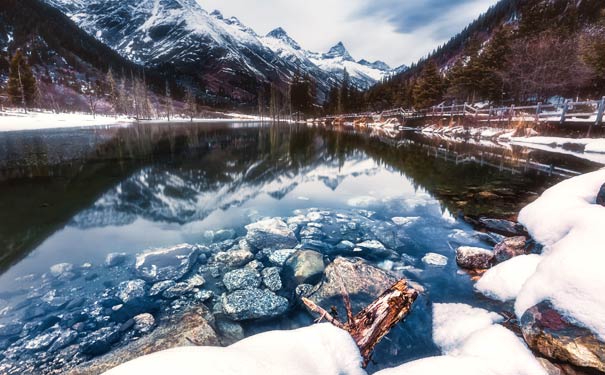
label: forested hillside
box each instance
[362,0,605,112]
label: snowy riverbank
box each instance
[0,110,278,132]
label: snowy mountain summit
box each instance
[43,0,396,99]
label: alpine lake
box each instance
[0,122,602,374]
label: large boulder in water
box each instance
[521,301,605,372]
[282,250,325,288]
[134,244,200,283]
[493,236,530,263]
[597,183,605,207]
[308,257,398,316]
[455,246,494,270]
[221,288,289,321]
[245,218,298,250]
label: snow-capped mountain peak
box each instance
[43,0,397,98]
[266,27,301,50]
[358,59,391,71]
[323,42,354,61]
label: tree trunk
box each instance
[302,279,418,367]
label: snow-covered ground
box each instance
[0,110,280,133]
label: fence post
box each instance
[535,102,542,124]
[596,97,605,127]
[560,100,569,125]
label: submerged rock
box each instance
[213,249,254,268]
[478,218,526,237]
[133,313,156,334]
[521,301,605,372]
[116,280,147,304]
[135,244,200,283]
[105,253,129,268]
[493,236,530,263]
[245,218,298,250]
[456,246,494,270]
[215,319,245,346]
[222,289,289,321]
[308,257,398,315]
[49,263,76,279]
[223,269,262,292]
[79,326,122,357]
[597,183,605,207]
[162,282,195,299]
[262,267,282,292]
[267,249,297,266]
[0,323,22,337]
[282,250,325,287]
[148,280,176,297]
[422,253,448,267]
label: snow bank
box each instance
[0,110,131,132]
[514,169,605,339]
[375,303,545,375]
[103,324,365,375]
[475,255,542,302]
[584,139,605,154]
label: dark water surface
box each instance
[0,122,601,374]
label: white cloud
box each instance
[198,0,498,67]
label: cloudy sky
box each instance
[200,0,499,68]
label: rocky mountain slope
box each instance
[42,0,398,101]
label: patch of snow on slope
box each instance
[515,169,605,340]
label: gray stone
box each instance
[213,229,237,242]
[244,260,264,272]
[494,236,530,263]
[135,244,200,283]
[117,279,147,303]
[282,250,325,287]
[353,240,394,259]
[478,218,526,237]
[148,280,176,297]
[261,267,282,291]
[295,284,314,298]
[456,246,494,270]
[193,290,214,302]
[133,313,156,334]
[105,253,129,268]
[245,218,298,250]
[222,289,289,321]
[213,249,255,268]
[49,263,75,279]
[268,249,297,266]
[162,282,195,299]
[25,330,61,351]
[216,319,245,346]
[185,274,206,288]
[521,301,605,372]
[80,327,123,356]
[48,329,78,353]
[223,269,261,292]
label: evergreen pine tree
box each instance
[412,60,444,109]
[106,68,120,116]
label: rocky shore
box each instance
[455,179,605,374]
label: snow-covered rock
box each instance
[475,255,542,302]
[515,169,605,339]
[375,303,546,375]
[102,324,364,375]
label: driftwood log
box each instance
[302,278,418,367]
